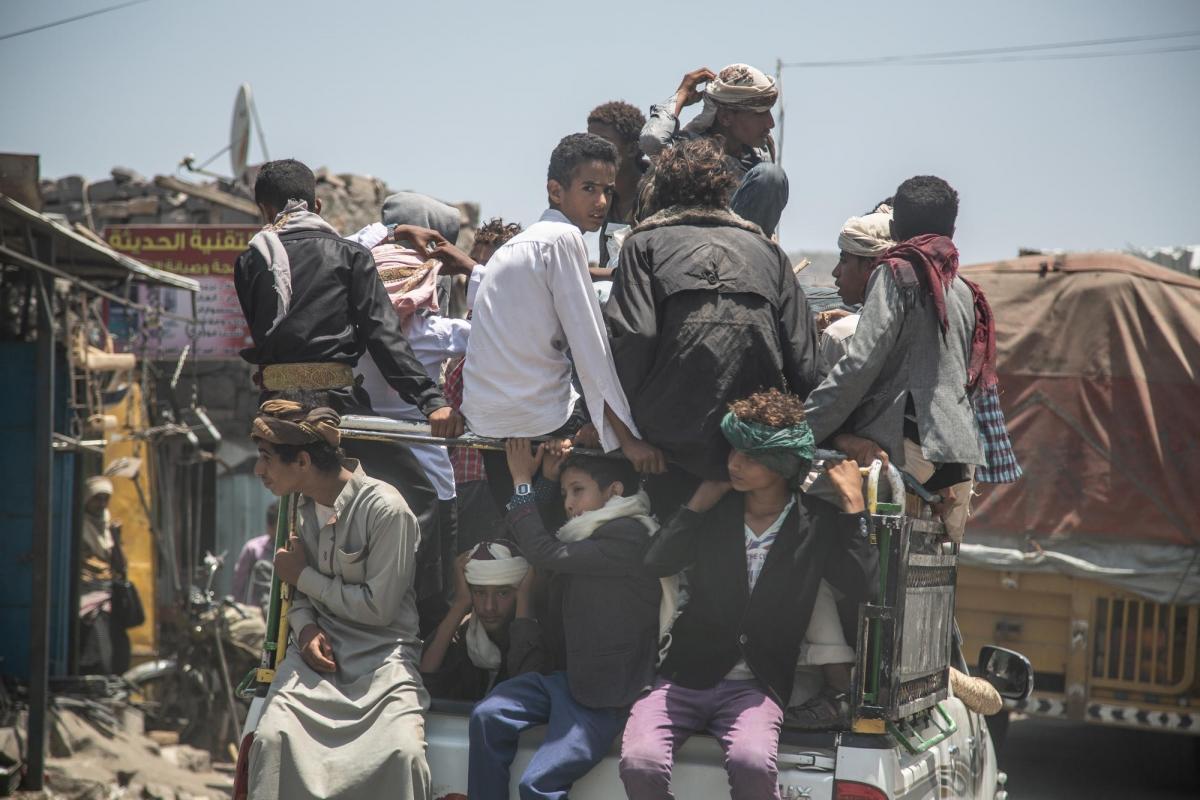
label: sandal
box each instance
[785,687,850,730]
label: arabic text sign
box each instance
[104,225,259,359]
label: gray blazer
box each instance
[805,265,984,468]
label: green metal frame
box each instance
[887,703,959,755]
[238,493,295,698]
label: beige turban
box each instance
[837,207,895,258]
[683,63,778,136]
[251,399,342,448]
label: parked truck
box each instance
[956,251,1200,746]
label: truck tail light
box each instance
[834,779,890,800]
[232,733,254,800]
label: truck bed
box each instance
[425,700,846,800]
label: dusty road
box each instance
[998,716,1198,799]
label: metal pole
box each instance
[24,269,55,791]
[775,57,785,168]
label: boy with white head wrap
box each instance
[640,63,789,236]
[419,541,544,701]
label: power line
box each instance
[876,42,1200,67]
[782,29,1200,69]
[0,0,155,43]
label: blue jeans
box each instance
[730,162,789,237]
[468,671,621,800]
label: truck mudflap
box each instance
[425,705,839,800]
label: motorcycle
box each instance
[123,552,265,758]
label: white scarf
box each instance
[248,199,339,335]
[555,491,682,664]
[465,616,504,672]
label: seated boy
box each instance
[467,441,663,800]
[620,389,878,800]
[247,396,429,799]
[461,133,663,512]
[420,541,542,701]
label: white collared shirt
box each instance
[462,209,638,451]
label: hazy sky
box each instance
[3,0,1198,262]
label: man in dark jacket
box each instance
[620,390,877,800]
[604,137,819,517]
[234,158,464,631]
[468,443,662,800]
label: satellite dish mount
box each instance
[179,83,270,183]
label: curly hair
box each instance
[547,133,617,187]
[727,388,807,429]
[474,217,523,247]
[587,101,647,146]
[646,137,738,212]
[892,176,958,240]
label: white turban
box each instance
[683,63,778,136]
[463,542,529,587]
[85,476,114,501]
[837,206,895,258]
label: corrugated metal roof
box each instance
[0,193,200,292]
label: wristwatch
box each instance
[507,482,535,514]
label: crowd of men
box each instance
[234,62,1018,800]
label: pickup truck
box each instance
[234,426,1033,799]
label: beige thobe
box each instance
[249,461,431,799]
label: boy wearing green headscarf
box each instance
[621,389,878,799]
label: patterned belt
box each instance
[258,362,354,391]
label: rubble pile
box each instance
[38,168,257,229]
[7,701,233,800]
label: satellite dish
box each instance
[230,83,252,180]
[180,83,269,182]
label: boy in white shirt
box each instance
[461,133,663,508]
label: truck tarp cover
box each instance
[959,252,1200,599]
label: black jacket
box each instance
[234,229,445,415]
[420,617,544,702]
[644,492,877,708]
[604,207,819,479]
[507,502,661,710]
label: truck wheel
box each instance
[985,710,1010,759]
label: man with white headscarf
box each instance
[640,63,789,236]
[819,203,896,375]
[419,541,543,701]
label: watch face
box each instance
[515,483,532,496]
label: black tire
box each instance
[985,709,1011,761]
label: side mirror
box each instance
[978,645,1034,701]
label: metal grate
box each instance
[906,565,956,589]
[1091,597,1198,693]
[897,671,948,710]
